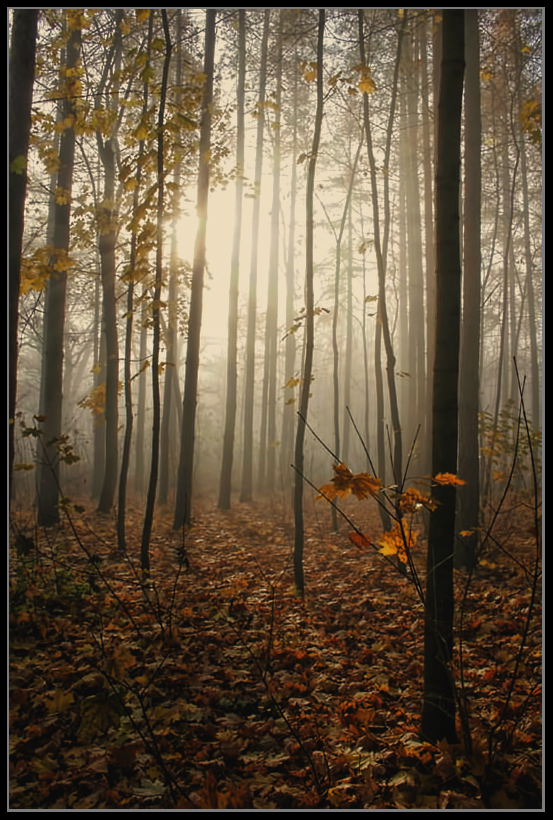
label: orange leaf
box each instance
[318,463,381,502]
[433,472,466,486]
[349,531,372,549]
[398,486,437,513]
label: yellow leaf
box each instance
[54,187,70,205]
[358,74,376,94]
[377,523,415,563]
[45,690,74,713]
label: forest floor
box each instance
[9,492,542,810]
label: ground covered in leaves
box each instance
[9,494,542,809]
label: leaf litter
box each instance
[9,496,541,809]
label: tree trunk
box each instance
[9,9,38,499]
[280,54,299,482]
[36,20,81,526]
[134,294,149,494]
[293,8,325,597]
[457,9,481,570]
[258,11,282,494]
[404,28,426,455]
[173,9,216,530]
[141,9,172,570]
[359,9,404,487]
[240,10,270,503]
[218,10,246,510]
[159,12,183,508]
[117,10,153,550]
[422,8,465,744]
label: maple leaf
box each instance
[318,463,382,502]
[377,523,417,563]
[398,487,437,514]
[358,73,376,94]
[433,472,466,486]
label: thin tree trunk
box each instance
[422,8,465,745]
[259,11,283,494]
[9,9,38,498]
[218,9,246,510]
[519,121,540,429]
[293,8,324,598]
[420,13,434,475]
[359,9,404,487]
[141,9,172,570]
[173,9,216,530]
[342,199,354,466]
[240,10,270,503]
[160,10,183,507]
[117,11,153,550]
[134,295,149,493]
[405,28,426,453]
[280,54,299,481]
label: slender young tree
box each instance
[173,9,217,530]
[280,47,300,480]
[218,9,246,510]
[293,8,325,597]
[240,10,270,503]
[422,8,465,745]
[96,10,124,514]
[358,8,404,488]
[9,9,38,498]
[36,16,81,526]
[258,10,283,494]
[141,9,172,570]
[159,9,184,507]
[117,10,153,551]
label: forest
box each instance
[9,8,542,810]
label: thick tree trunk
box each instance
[422,8,465,744]
[9,9,38,498]
[36,21,81,526]
[173,9,216,530]
[457,9,481,570]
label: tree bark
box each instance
[457,9,481,570]
[141,9,172,570]
[293,8,325,597]
[173,9,216,530]
[422,8,465,744]
[9,9,38,498]
[36,20,81,526]
[218,9,246,510]
[117,10,153,549]
[240,10,270,503]
[260,11,283,495]
[359,9,404,487]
